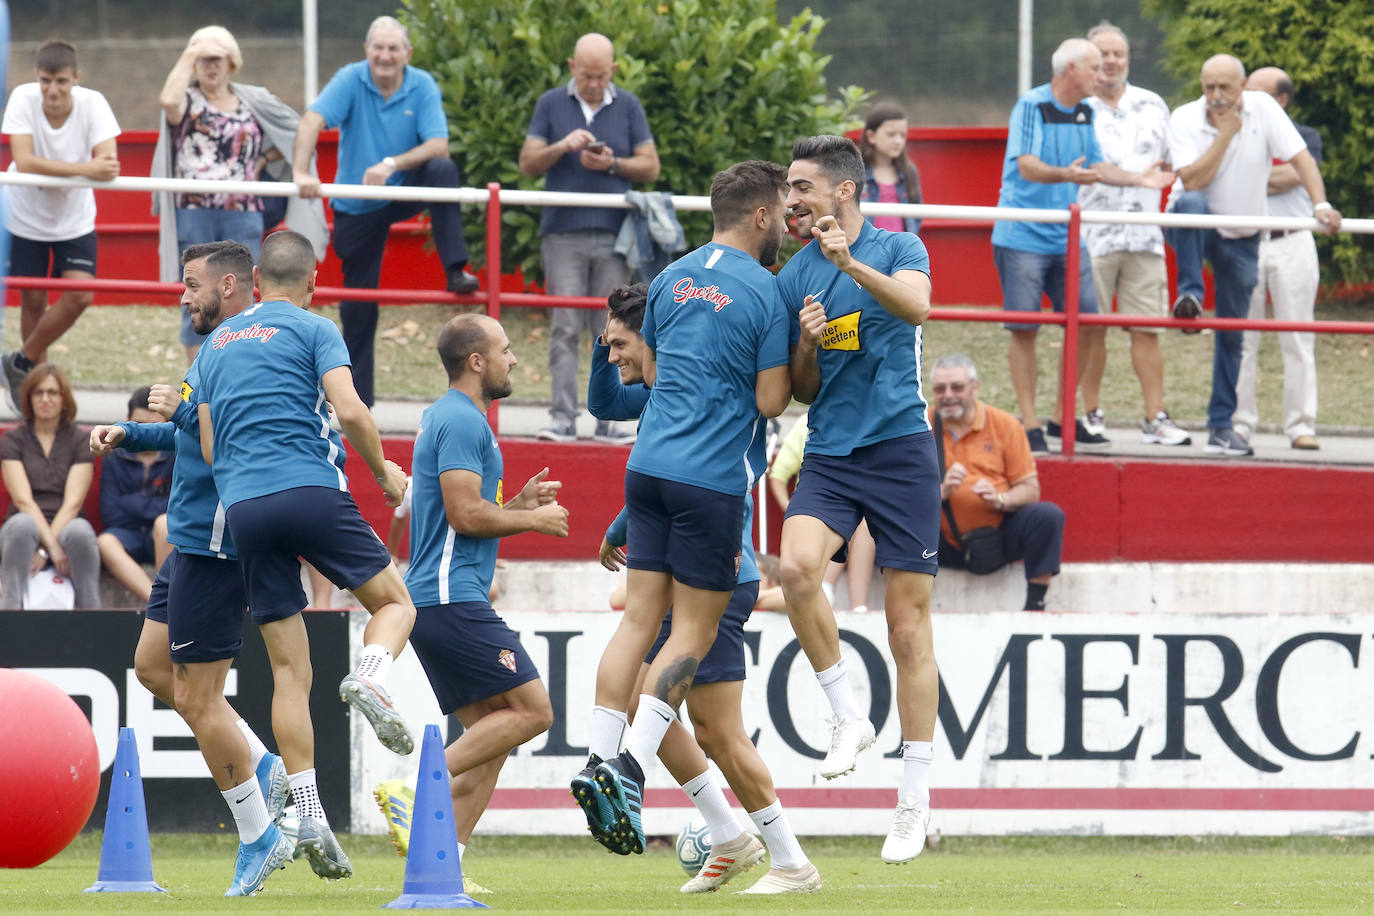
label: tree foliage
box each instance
[403,0,867,285]
[1145,0,1374,283]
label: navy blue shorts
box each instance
[166,550,249,664]
[409,601,541,713]
[645,581,758,685]
[624,470,744,593]
[103,525,156,564]
[8,230,98,277]
[785,432,941,575]
[226,486,391,621]
[144,552,174,625]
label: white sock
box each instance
[355,645,394,687]
[289,768,327,824]
[749,801,808,869]
[589,705,628,760]
[222,776,271,843]
[681,770,743,846]
[236,719,268,771]
[458,841,466,861]
[899,740,934,805]
[624,695,676,767]
[816,659,864,721]
[820,580,836,606]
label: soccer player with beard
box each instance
[372,314,569,895]
[575,160,793,857]
[775,135,940,864]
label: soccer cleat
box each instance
[680,832,766,893]
[819,716,875,779]
[1141,411,1192,446]
[881,795,932,864]
[256,753,290,826]
[464,875,491,895]
[571,753,628,854]
[278,804,305,860]
[339,673,414,755]
[593,751,647,855]
[297,815,353,880]
[374,779,414,856]
[224,823,292,897]
[738,862,823,894]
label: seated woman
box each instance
[96,386,173,604]
[0,363,100,608]
[859,102,923,236]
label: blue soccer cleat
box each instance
[255,753,289,826]
[224,823,292,897]
[571,753,631,854]
[593,751,647,855]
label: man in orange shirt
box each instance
[929,354,1064,611]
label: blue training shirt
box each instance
[191,300,351,509]
[308,61,449,215]
[404,389,502,607]
[627,242,789,496]
[777,222,932,457]
[991,83,1104,254]
[117,397,234,559]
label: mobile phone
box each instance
[587,141,607,152]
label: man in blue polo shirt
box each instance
[519,32,660,444]
[992,37,1172,453]
[291,15,478,408]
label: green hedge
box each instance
[404,0,866,285]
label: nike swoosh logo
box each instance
[922,549,938,559]
[763,816,778,826]
[692,786,705,797]
[655,711,672,723]
[233,792,253,804]
[171,640,194,650]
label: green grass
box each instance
[6,299,1371,430]
[6,833,1374,913]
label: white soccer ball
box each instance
[675,816,712,875]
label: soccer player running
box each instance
[586,284,820,894]
[373,313,569,894]
[189,230,417,760]
[776,135,940,864]
[573,160,793,859]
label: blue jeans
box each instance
[175,208,264,346]
[993,244,1099,333]
[1164,192,1260,430]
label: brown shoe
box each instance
[1291,435,1320,450]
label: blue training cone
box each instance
[85,727,166,893]
[385,724,485,909]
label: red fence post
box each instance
[486,181,502,434]
[1060,204,1082,459]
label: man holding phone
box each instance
[519,32,660,444]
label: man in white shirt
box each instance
[2,40,120,413]
[1080,23,1190,447]
[1164,54,1339,457]
[1234,67,1326,451]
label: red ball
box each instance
[0,668,101,868]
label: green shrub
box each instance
[403,0,867,285]
[1145,0,1374,283]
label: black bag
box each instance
[934,414,1008,575]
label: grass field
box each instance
[6,833,1374,913]
[6,298,1371,431]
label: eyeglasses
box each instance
[32,388,63,399]
[930,382,968,394]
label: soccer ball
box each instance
[675,817,712,874]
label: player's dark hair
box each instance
[438,314,493,382]
[257,230,316,288]
[710,160,788,231]
[127,385,153,418]
[606,283,648,335]
[792,134,865,191]
[181,240,254,289]
[36,41,78,74]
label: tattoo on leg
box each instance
[224,763,236,783]
[176,663,188,676]
[653,656,699,708]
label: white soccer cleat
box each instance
[881,795,931,864]
[339,673,414,755]
[819,716,875,779]
[738,862,823,894]
[464,875,491,895]
[679,832,766,893]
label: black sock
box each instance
[1024,582,1048,611]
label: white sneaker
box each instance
[1141,411,1192,446]
[819,716,875,779]
[680,832,765,893]
[738,862,823,894]
[1083,408,1106,437]
[881,795,931,864]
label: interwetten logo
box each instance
[672,278,734,312]
[211,323,279,350]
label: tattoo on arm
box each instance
[653,655,700,708]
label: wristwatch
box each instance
[608,156,620,176]
[383,156,397,171]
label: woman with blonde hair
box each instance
[858,102,924,236]
[153,25,327,359]
[0,364,100,608]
